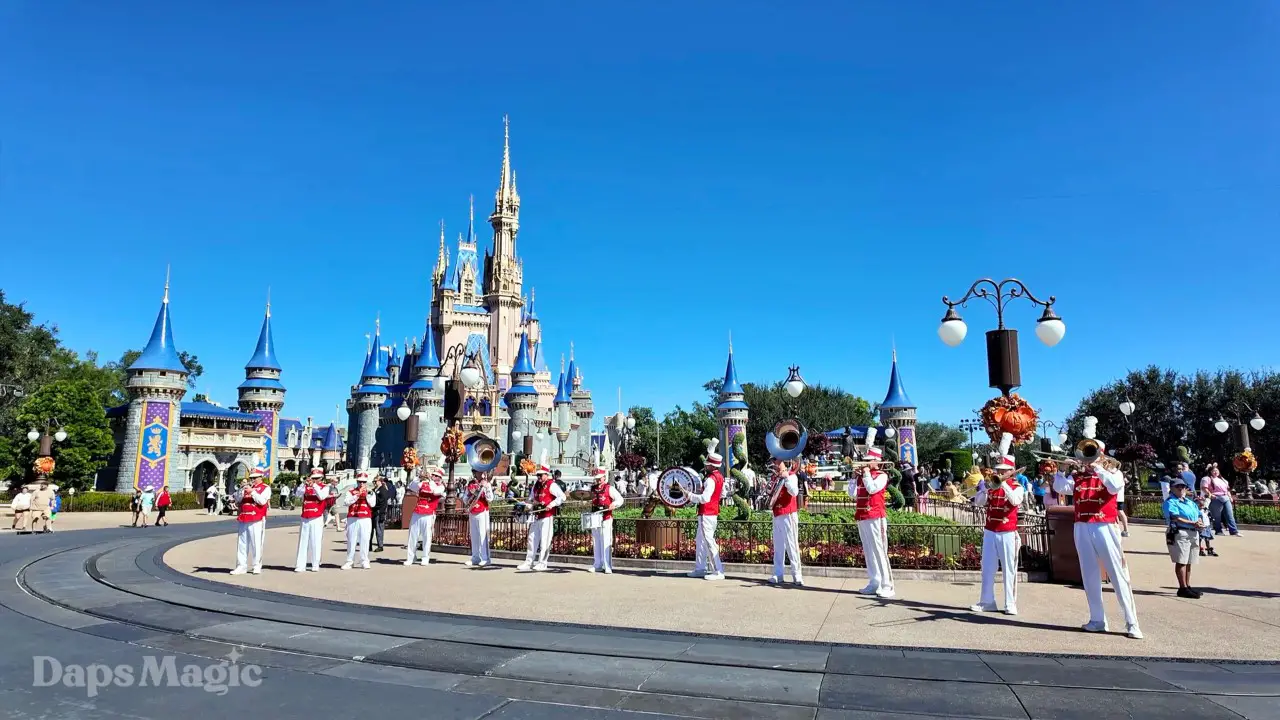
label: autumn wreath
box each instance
[980,393,1039,446]
[1232,450,1258,473]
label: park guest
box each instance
[1162,479,1204,598]
[1200,464,1240,536]
[155,486,171,526]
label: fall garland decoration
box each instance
[1038,459,1058,477]
[519,458,537,476]
[32,456,55,476]
[400,447,419,470]
[980,394,1039,446]
[1232,450,1258,473]
[439,425,465,464]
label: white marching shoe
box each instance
[768,576,783,585]
[1082,621,1109,633]
[533,563,549,572]
[229,567,247,576]
[249,568,261,575]
[464,560,474,567]
[874,587,895,599]
[294,567,305,573]
[340,561,353,570]
[603,568,613,575]
[586,566,597,573]
[361,562,371,569]
[970,603,998,613]
[687,570,705,578]
[703,573,724,581]
[1004,605,1018,616]
[857,585,877,595]
[516,563,532,572]
[1126,625,1143,640]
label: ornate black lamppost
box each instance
[938,278,1066,396]
[26,420,68,481]
[1213,403,1266,494]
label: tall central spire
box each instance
[496,114,512,207]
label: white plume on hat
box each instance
[998,432,1014,457]
[1082,416,1098,440]
[864,426,878,448]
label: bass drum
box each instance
[657,466,703,508]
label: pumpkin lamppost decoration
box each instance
[939,278,1064,451]
[434,344,486,509]
[27,421,68,481]
[1215,403,1265,494]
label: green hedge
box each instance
[942,449,973,476]
[1129,497,1279,526]
[59,491,203,513]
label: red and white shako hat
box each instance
[249,467,266,479]
[308,468,324,479]
[427,463,445,480]
[592,467,607,480]
[355,470,370,483]
[863,447,883,462]
[995,454,1017,471]
[536,449,551,476]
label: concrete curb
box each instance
[1129,518,1280,533]
[430,545,1046,582]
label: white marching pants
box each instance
[469,511,491,565]
[523,516,554,567]
[772,512,803,581]
[693,514,723,574]
[345,517,372,566]
[406,513,436,565]
[591,517,614,571]
[235,520,265,572]
[857,518,894,592]
[978,529,1020,609]
[294,517,324,571]
[1074,522,1139,627]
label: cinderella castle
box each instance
[344,117,596,474]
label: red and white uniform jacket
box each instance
[528,477,566,520]
[975,478,1025,533]
[771,473,800,517]
[1054,465,1124,524]
[339,486,377,519]
[847,468,888,521]
[408,477,445,516]
[462,482,493,516]
[689,470,725,517]
[235,482,272,523]
[300,482,331,520]
[591,483,624,521]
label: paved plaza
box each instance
[3,512,1277,719]
[166,517,1280,661]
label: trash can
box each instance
[1047,506,1080,584]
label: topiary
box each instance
[887,483,906,510]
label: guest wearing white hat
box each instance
[231,467,272,576]
[971,451,1025,615]
[405,465,445,566]
[294,468,330,572]
[686,444,727,580]
[588,467,624,574]
[339,472,377,569]
[518,453,565,572]
[847,430,893,598]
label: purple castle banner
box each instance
[135,401,172,492]
[897,426,917,467]
[253,409,276,478]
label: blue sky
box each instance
[3,2,1279,434]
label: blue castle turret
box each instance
[112,275,189,492]
[237,295,286,479]
[552,357,573,463]
[715,336,750,469]
[505,331,541,457]
[348,316,389,470]
[406,318,446,454]
[879,349,919,467]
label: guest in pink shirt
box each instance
[1200,464,1240,536]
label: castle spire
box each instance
[496,114,512,207]
[720,335,743,396]
[359,314,388,380]
[130,270,185,373]
[880,351,915,409]
[468,194,476,244]
[432,219,448,285]
[244,291,281,371]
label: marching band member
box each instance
[518,454,565,572]
[1053,418,1142,639]
[588,467,624,574]
[231,467,272,575]
[405,465,446,567]
[768,457,804,587]
[686,445,726,580]
[294,468,330,572]
[339,472,376,569]
[847,431,894,598]
[461,473,494,567]
[971,447,1024,615]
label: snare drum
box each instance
[580,511,603,530]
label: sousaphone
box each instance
[765,418,808,461]
[465,434,502,473]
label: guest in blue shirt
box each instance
[1162,479,1204,599]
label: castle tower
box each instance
[552,357,573,464]
[879,350,918,467]
[408,318,445,459]
[347,316,389,470]
[568,343,595,463]
[237,295,285,479]
[715,338,750,471]
[505,330,541,458]
[116,274,188,492]
[484,116,525,388]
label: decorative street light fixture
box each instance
[433,342,485,507]
[938,278,1065,396]
[1214,402,1266,493]
[26,419,68,481]
[784,366,806,399]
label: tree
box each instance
[914,421,968,465]
[9,380,114,491]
